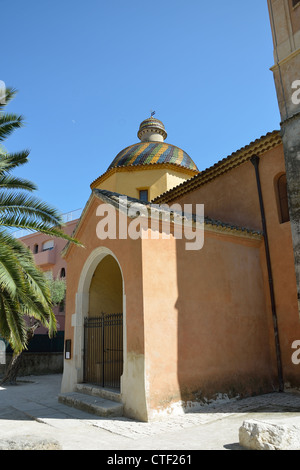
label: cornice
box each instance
[152,130,282,204]
[90,162,199,189]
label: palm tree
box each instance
[0,232,57,383]
[0,87,81,382]
[0,88,78,240]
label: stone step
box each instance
[58,391,123,418]
[75,383,122,403]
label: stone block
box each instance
[239,419,300,450]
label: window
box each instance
[42,240,54,251]
[60,267,66,278]
[277,174,290,223]
[139,189,149,202]
[33,244,39,254]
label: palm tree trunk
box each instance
[0,352,23,385]
[0,323,39,385]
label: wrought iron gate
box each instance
[83,313,123,389]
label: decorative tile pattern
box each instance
[108,142,198,171]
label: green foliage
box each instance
[0,231,56,352]
[0,87,81,353]
[48,277,66,306]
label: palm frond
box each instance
[0,113,24,142]
[0,151,30,175]
[0,175,37,191]
[0,291,28,352]
[0,192,64,225]
[0,87,18,110]
[0,230,50,300]
[0,231,57,350]
[0,241,24,298]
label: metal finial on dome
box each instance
[137,115,167,142]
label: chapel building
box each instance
[59,0,300,421]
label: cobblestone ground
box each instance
[83,392,300,439]
[0,375,300,450]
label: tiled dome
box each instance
[108,117,198,171]
[108,142,198,171]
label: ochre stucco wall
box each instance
[172,144,300,390]
[93,166,196,202]
[141,229,277,419]
[258,144,300,387]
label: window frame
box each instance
[275,173,290,224]
[42,240,55,252]
[138,188,149,203]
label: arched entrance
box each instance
[67,247,126,393]
[61,245,148,421]
[84,255,123,389]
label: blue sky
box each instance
[1,0,279,215]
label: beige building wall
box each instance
[91,165,197,202]
[167,143,300,388]
[140,229,277,420]
[268,0,300,61]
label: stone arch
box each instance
[72,247,126,388]
[89,255,123,317]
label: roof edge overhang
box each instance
[94,189,263,239]
[90,162,199,189]
[152,130,282,204]
[62,188,263,258]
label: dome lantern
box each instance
[137,116,167,143]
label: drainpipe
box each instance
[250,155,284,392]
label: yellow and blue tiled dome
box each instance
[108,142,198,171]
[107,116,198,171]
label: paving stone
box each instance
[1,375,300,450]
[0,437,62,450]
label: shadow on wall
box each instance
[175,232,278,411]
